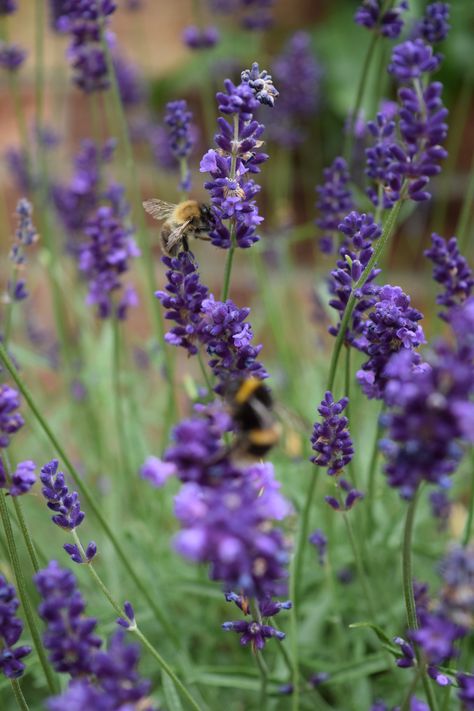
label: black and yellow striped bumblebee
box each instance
[226,376,281,459]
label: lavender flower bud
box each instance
[310,392,354,475]
[40,459,85,530]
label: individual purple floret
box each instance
[457,671,474,710]
[355,0,408,38]
[0,0,16,14]
[174,462,290,597]
[413,3,450,44]
[0,43,26,71]
[155,251,209,355]
[34,561,102,675]
[58,0,116,93]
[8,460,36,497]
[438,545,474,629]
[225,591,291,617]
[0,385,24,448]
[116,601,135,629]
[222,619,284,650]
[140,456,176,488]
[40,459,85,530]
[199,295,268,388]
[164,100,196,192]
[310,391,354,475]
[52,138,116,235]
[380,316,474,498]
[183,25,220,50]
[425,234,474,319]
[309,529,327,565]
[315,157,354,254]
[200,64,276,249]
[0,575,31,679]
[327,211,382,344]
[79,205,140,319]
[357,285,425,400]
[269,32,322,147]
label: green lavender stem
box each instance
[462,452,474,546]
[0,491,58,694]
[344,31,379,160]
[344,345,358,487]
[10,679,29,711]
[293,469,319,606]
[255,650,269,710]
[71,532,203,711]
[112,315,131,481]
[220,115,240,302]
[2,451,40,574]
[366,405,384,534]
[341,507,377,620]
[326,199,403,392]
[0,342,179,647]
[402,488,438,711]
[289,551,300,711]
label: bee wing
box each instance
[166,220,192,251]
[142,199,176,221]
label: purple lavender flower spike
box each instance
[0,574,31,678]
[174,462,290,597]
[327,211,382,343]
[380,315,474,498]
[413,3,450,44]
[5,148,32,194]
[9,461,36,497]
[425,234,474,319]
[52,139,116,236]
[79,205,140,320]
[59,0,116,93]
[310,392,354,475]
[0,0,16,14]
[183,25,220,50]
[164,100,196,192]
[222,620,285,650]
[309,529,327,565]
[0,385,25,448]
[356,285,425,400]
[34,561,102,675]
[315,157,354,254]
[0,43,26,71]
[199,296,268,388]
[355,0,408,38]
[155,251,209,355]
[201,65,276,249]
[269,32,322,147]
[40,459,85,530]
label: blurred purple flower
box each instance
[0,385,24,448]
[183,25,220,49]
[413,3,450,44]
[425,233,473,319]
[8,460,36,497]
[0,574,31,678]
[0,43,26,71]
[315,157,354,254]
[140,456,176,488]
[0,0,16,14]
[355,0,408,38]
[112,52,144,107]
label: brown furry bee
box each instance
[142,198,214,256]
[227,377,281,459]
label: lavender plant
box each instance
[0,2,473,710]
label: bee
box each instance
[142,198,214,256]
[226,377,281,459]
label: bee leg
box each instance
[182,235,190,252]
